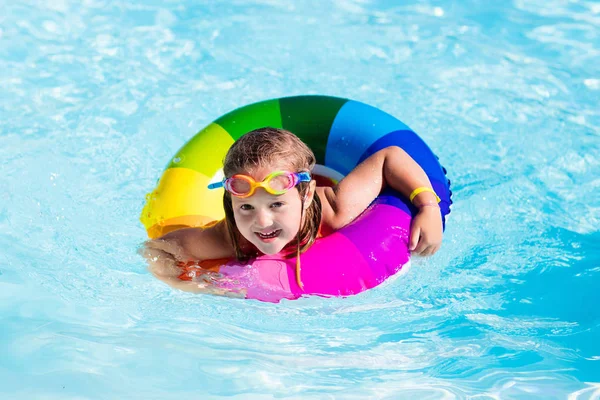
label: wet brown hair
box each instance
[222,127,322,289]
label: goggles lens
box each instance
[228,176,253,194]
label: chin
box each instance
[256,245,285,255]
[250,239,287,255]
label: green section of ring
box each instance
[163,96,346,177]
[215,98,283,140]
[279,95,348,165]
[166,123,234,177]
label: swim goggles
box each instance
[208,171,312,198]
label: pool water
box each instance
[1,0,599,398]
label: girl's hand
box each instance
[142,237,191,262]
[139,241,182,278]
[409,206,443,256]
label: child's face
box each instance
[231,166,314,255]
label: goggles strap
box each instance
[295,196,305,290]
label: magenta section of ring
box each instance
[217,232,377,302]
[339,203,412,282]
[298,232,377,296]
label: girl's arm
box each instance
[140,220,235,278]
[317,146,443,256]
[140,221,245,297]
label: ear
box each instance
[303,180,317,209]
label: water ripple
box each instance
[1,0,599,398]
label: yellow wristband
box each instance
[409,187,441,204]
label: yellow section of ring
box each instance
[141,167,225,239]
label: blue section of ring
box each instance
[358,130,446,184]
[359,130,449,197]
[323,97,451,227]
[361,130,452,227]
[325,101,409,175]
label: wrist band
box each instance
[409,187,441,204]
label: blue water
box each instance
[1,0,599,398]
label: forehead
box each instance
[237,165,290,181]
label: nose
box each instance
[254,208,274,229]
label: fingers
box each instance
[410,227,429,254]
[410,206,443,257]
[410,235,441,256]
[420,244,440,256]
[145,239,178,254]
[409,226,421,251]
[412,238,428,255]
[139,246,170,261]
[143,239,188,261]
[409,219,442,256]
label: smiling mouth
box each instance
[255,230,282,240]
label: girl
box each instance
[142,127,442,292]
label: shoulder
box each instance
[315,186,344,234]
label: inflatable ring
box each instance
[141,95,451,302]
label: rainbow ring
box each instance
[141,95,452,302]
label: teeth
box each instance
[257,230,279,238]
